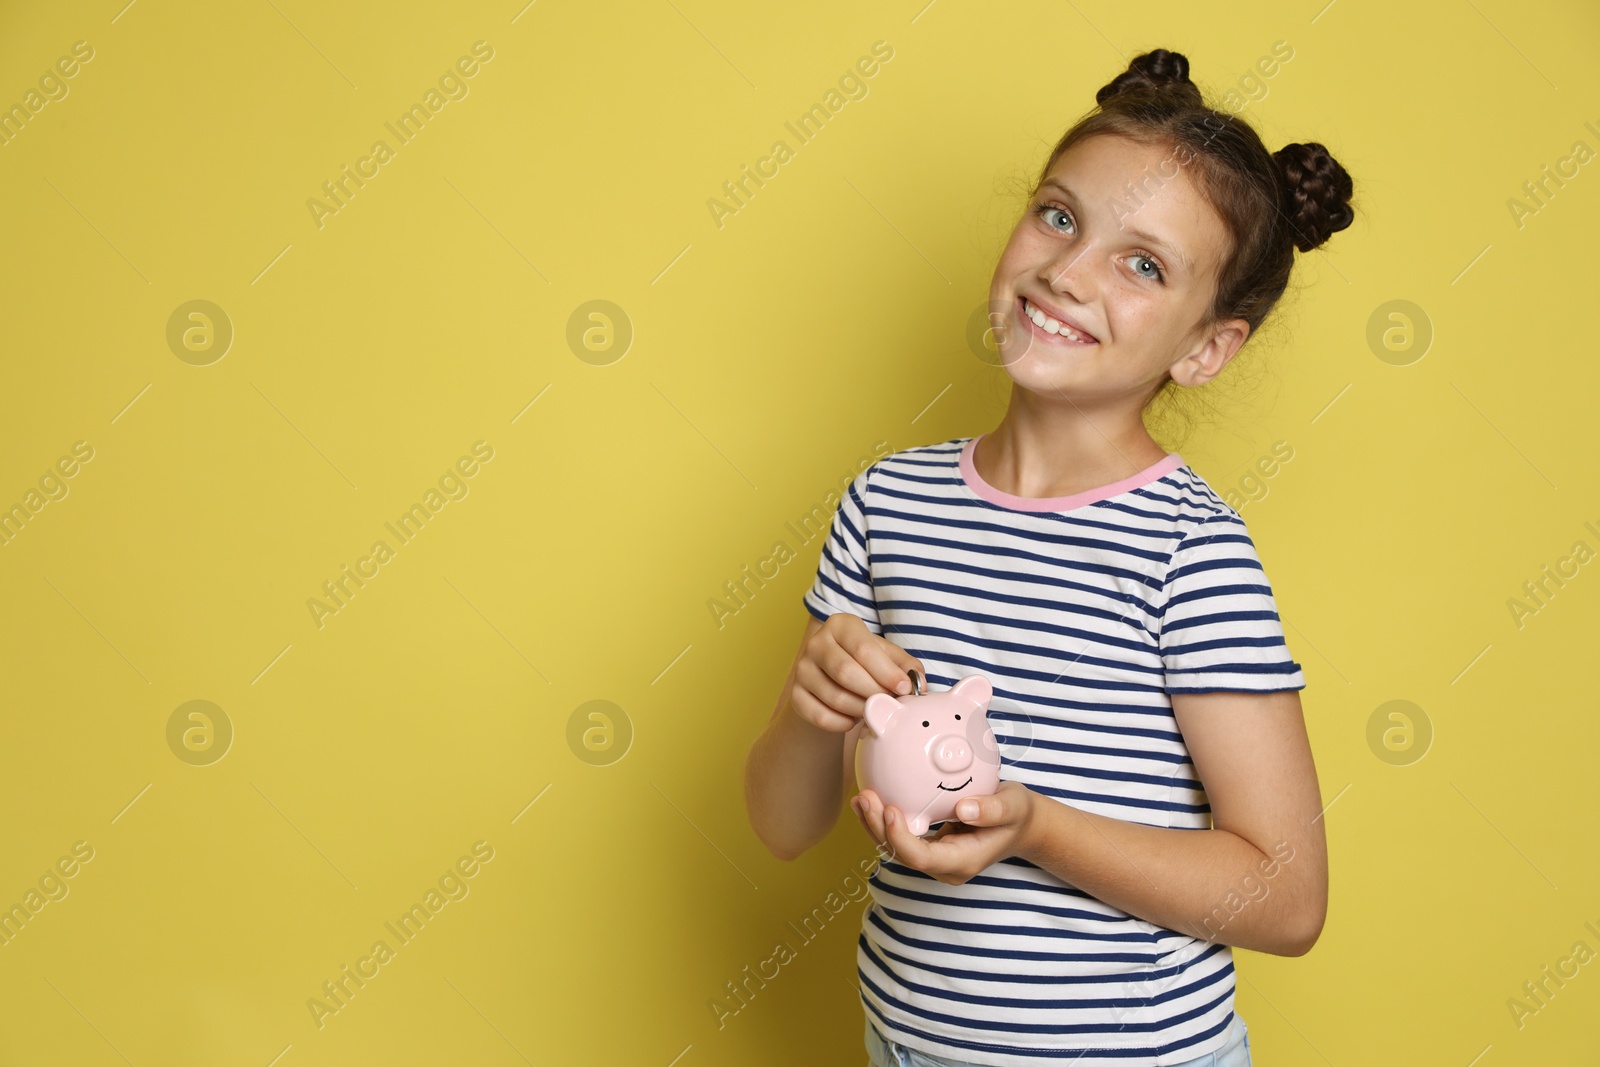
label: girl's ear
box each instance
[863,693,901,738]
[953,675,993,711]
[1171,318,1249,387]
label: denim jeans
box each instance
[864,1011,1251,1067]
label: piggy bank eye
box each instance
[954,713,961,720]
[921,720,929,727]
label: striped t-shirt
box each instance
[803,435,1306,1066]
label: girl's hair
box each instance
[1028,48,1355,446]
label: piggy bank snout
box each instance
[932,735,973,773]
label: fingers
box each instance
[857,783,921,851]
[853,789,888,845]
[809,637,889,712]
[879,799,935,866]
[789,684,857,733]
[791,654,863,731]
[855,790,943,845]
[847,629,925,700]
[877,639,927,693]
[853,794,986,886]
[795,653,860,711]
[821,615,925,702]
[797,614,928,736]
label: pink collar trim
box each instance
[958,435,1184,512]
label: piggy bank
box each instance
[855,673,1001,836]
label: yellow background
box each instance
[0,0,1596,1063]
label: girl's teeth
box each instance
[1023,298,1088,341]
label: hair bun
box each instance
[1273,142,1355,252]
[1095,49,1201,106]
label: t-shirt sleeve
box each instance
[1157,515,1306,694]
[801,466,882,636]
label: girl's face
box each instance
[987,134,1246,407]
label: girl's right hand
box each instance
[790,613,925,734]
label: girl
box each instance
[744,48,1353,1067]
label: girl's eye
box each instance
[1036,203,1073,234]
[1128,254,1165,283]
[1033,202,1167,284]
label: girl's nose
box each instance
[1042,242,1098,299]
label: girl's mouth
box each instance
[1019,295,1098,346]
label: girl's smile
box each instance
[1018,294,1099,345]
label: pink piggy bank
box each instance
[855,673,1001,836]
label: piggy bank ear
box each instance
[862,693,901,738]
[952,675,993,712]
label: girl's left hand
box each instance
[852,781,1037,886]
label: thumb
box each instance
[954,793,1004,825]
[882,644,925,693]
